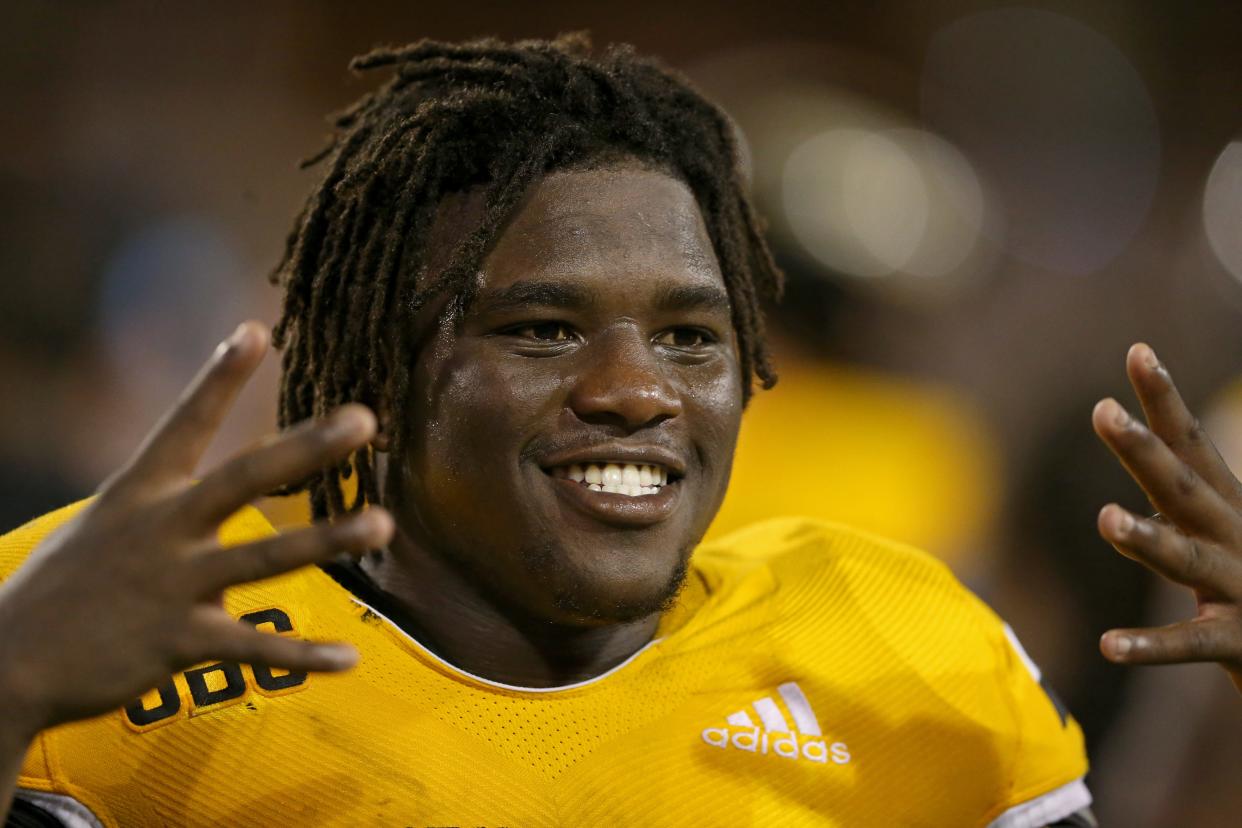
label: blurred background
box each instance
[2,1,1240,823]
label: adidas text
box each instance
[701,727,850,764]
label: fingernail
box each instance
[341,515,370,541]
[1112,634,1132,656]
[348,510,390,541]
[368,509,393,538]
[1142,345,1159,370]
[228,322,252,348]
[215,323,249,359]
[1117,509,1135,534]
[329,409,371,439]
[1112,401,1131,429]
[320,645,359,669]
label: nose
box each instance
[568,326,683,431]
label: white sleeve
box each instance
[985,778,1093,828]
[12,790,102,828]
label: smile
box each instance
[548,462,671,497]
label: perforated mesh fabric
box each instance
[2,504,1088,826]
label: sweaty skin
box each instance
[362,164,744,687]
[4,170,1242,826]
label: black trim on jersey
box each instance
[1046,807,1098,827]
[320,559,437,646]
[1040,675,1072,726]
[5,798,67,828]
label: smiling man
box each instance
[364,165,746,684]
[5,34,1242,828]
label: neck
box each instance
[359,529,662,689]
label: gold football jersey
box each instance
[2,502,1088,827]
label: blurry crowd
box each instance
[2,2,1241,825]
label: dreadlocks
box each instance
[269,33,784,521]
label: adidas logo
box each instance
[701,682,850,765]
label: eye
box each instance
[655,327,715,348]
[508,322,574,342]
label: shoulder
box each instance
[694,518,1090,825]
[695,517,1043,697]
[0,500,94,580]
[0,498,278,581]
[694,515,966,610]
[690,517,1010,694]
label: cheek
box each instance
[411,345,562,482]
[683,361,745,469]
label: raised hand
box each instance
[1093,343,1242,693]
[0,322,393,740]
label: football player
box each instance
[2,35,1239,827]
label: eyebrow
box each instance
[653,283,732,315]
[471,281,595,315]
[470,279,732,316]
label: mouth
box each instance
[540,459,684,527]
[546,462,676,497]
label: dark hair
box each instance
[269,33,783,520]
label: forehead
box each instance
[478,165,725,296]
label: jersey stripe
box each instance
[726,710,755,727]
[777,682,822,737]
[750,697,790,732]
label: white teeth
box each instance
[554,461,674,497]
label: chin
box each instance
[519,537,693,626]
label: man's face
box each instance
[389,163,743,626]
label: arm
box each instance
[1093,343,1242,690]
[0,322,393,822]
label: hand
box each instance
[1094,343,1242,693]
[0,322,394,738]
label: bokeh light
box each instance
[1203,141,1242,286]
[921,8,1160,275]
[784,128,927,279]
[782,127,985,283]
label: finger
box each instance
[1093,398,1238,541]
[187,404,376,527]
[1100,618,1242,667]
[116,322,269,492]
[189,508,393,596]
[1126,343,1242,507]
[1098,503,1240,598]
[196,613,359,673]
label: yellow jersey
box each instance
[1,502,1088,827]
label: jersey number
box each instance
[124,608,308,729]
